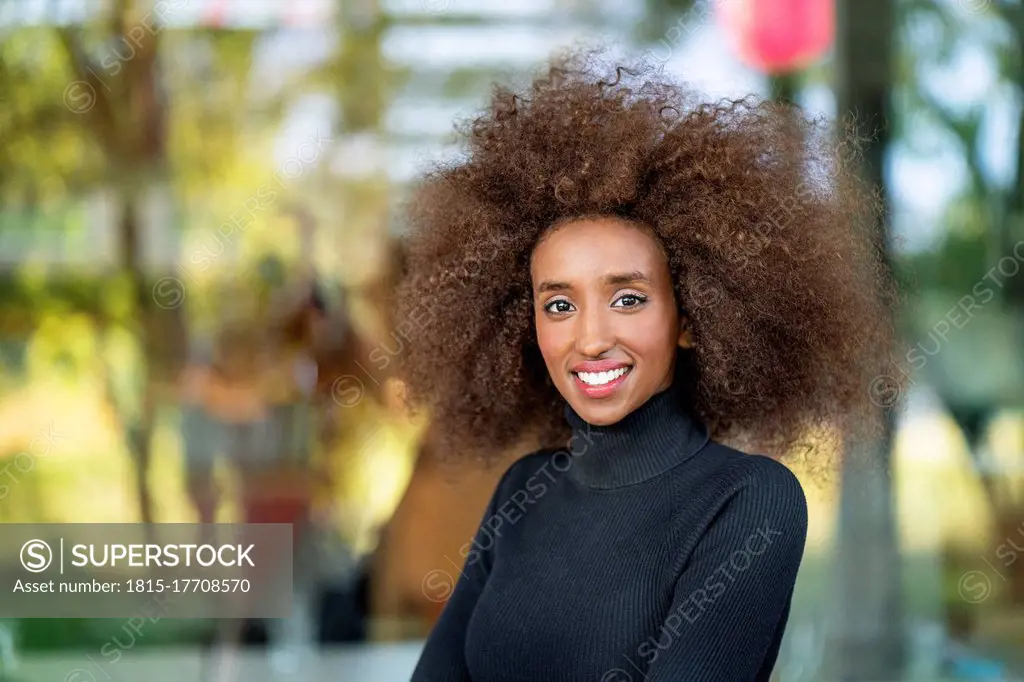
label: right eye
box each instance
[543,299,575,315]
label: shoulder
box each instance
[700,441,805,500]
[476,448,567,526]
[491,448,563,494]
[737,451,806,501]
[686,442,808,540]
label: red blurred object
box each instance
[203,0,229,27]
[714,0,835,74]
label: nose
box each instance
[574,305,615,358]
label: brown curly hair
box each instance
[393,47,900,465]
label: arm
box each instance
[643,459,808,682]
[410,459,517,682]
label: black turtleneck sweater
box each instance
[411,382,808,682]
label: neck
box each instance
[562,381,709,489]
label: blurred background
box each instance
[0,0,1023,680]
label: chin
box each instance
[586,412,626,426]
[568,399,630,426]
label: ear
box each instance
[678,314,694,350]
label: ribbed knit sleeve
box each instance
[643,457,808,681]
[410,459,521,682]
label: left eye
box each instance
[613,294,647,308]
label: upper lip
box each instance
[572,360,633,374]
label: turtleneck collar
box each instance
[562,380,710,490]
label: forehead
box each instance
[530,217,667,278]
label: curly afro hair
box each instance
[393,47,900,465]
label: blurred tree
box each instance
[56,0,175,527]
[636,0,697,44]
[897,0,1024,531]
[267,0,395,476]
[192,0,403,654]
[887,0,1024,616]
[0,30,104,205]
[0,1,268,526]
[825,0,908,677]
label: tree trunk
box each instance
[992,0,1024,608]
[58,0,178,529]
[1001,3,1024,310]
[120,190,157,526]
[827,0,906,678]
[769,72,800,106]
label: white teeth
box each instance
[576,367,630,386]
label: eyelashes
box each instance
[544,299,574,314]
[614,294,648,308]
[542,293,649,315]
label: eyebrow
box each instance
[535,270,651,294]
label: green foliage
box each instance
[0,272,110,329]
[894,0,1024,308]
[14,617,214,652]
[635,0,698,44]
[164,29,267,198]
[0,29,105,207]
[903,207,991,297]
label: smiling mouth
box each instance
[572,366,633,387]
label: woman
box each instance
[396,49,899,682]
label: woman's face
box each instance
[530,216,688,426]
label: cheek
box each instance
[533,314,570,364]
[621,309,678,357]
